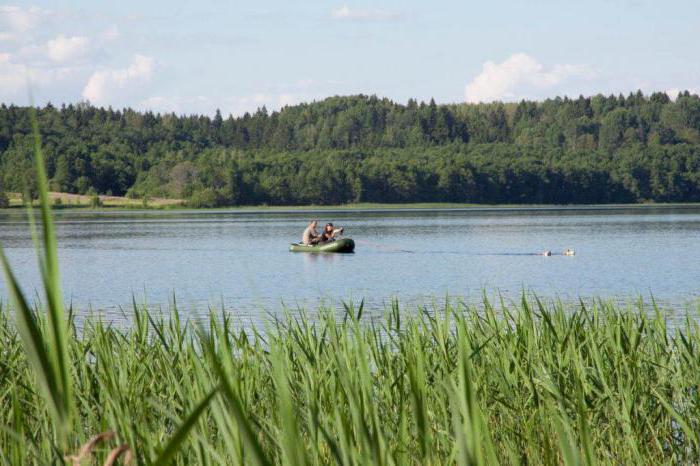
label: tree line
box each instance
[1,91,699,206]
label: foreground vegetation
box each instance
[1,299,699,465]
[2,91,700,206]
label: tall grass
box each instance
[1,113,699,464]
[0,299,699,464]
[0,110,216,465]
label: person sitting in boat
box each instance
[320,223,344,242]
[302,220,321,245]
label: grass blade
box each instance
[152,387,219,466]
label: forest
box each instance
[1,90,699,206]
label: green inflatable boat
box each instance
[289,238,355,253]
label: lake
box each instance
[1,206,699,324]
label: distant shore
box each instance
[3,192,700,212]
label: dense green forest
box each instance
[1,90,699,206]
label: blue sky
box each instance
[1,0,698,115]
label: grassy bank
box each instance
[5,191,184,209]
[0,300,699,464]
[6,195,700,213]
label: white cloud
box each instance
[46,34,89,62]
[0,52,27,92]
[0,7,153,106]
[138,95,217,115]
[0,51,81,102]
[0,31,15,41]
[82,54,154,104]
[101,25,120,41]
[0,5,48,32]
[138,91,325,117]
[465,53,595,103]
[331,5,402,21]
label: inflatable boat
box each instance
[289,238,355,253]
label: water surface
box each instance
[1,206,699,323]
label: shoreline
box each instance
[3,197,700,213]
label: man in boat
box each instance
[302,220,321,245]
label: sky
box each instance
[1,0,699,116]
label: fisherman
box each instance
[320,222,344,242]
[302,220,321,245]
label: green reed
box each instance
[0,111,699,464]
[1,298,700,465]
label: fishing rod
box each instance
[354,239,414,253]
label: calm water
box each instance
[1,207,699,322]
